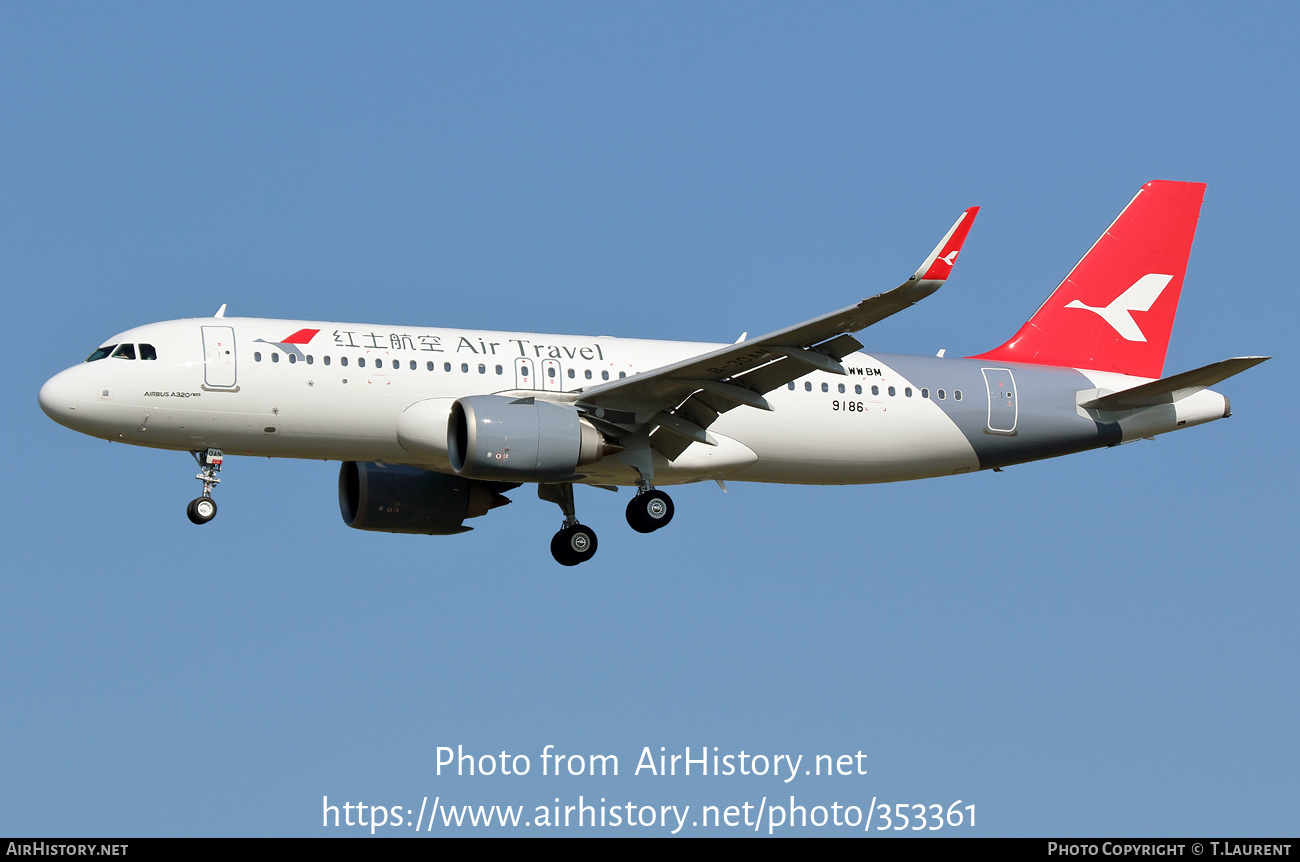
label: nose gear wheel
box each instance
[187,496,218,524]
[187,449,224,525]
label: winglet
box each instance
[912,206,979,283]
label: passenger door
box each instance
[201,326,238,390]
[981,367,1017,434]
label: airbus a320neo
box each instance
[40,181,1266,565]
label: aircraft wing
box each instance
[574,206,979,459]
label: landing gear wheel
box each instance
[187,496,218,525]
[626,489,674,533]
[550,524,598,566]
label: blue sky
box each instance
[3,3,1295,836]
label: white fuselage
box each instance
[39,316,1229,488]
[40,316,991,486]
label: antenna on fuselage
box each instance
[214,304,227,318]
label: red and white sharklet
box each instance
[973,180,1205,379]
[918,206,979,282]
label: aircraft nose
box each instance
[39,368,80,425]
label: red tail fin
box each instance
[972,180,1206,379]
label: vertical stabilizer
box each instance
[972,180,1206,379]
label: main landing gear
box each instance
[539,483,597,566]
[539,481,676,566]
[186,448,223,525]
[626,487,674,533]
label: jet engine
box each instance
[448,395,615,482]
[338,461,515,535]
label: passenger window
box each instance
[427,361,434,371]
[324,356,331,366]
[410,360,416,370]
[289,354,297,364]
[871,385,879,395]
[86,345,116,362]
[254,352,262,362]
[821,382,829,392]
[306,355,314,365]
[584,370,592,380]
[444,362,451,372]
[496,365,504,375]
[955,390,962,401]
[358,358,366,368]
[619,371,626,378]
[905,387,912,397]
[271,353,279,363]
[567,369,575,378]
[805,382,812,391]
[854,384,862,395]
[838,383,845,393]
[921,388,929,398]
[787,382,795,390]
[340,356,348,367]
[139,344,157,360]
[461,363,469,373]
[938,389,945,400]
[888,386,895,396]
[374,358,382,368]
[601,371,609,380]
[112,344,136,360]
[479,364,486,374]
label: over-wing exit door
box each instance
[514,357,535,389]
[541,359,562,392]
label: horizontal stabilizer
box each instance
[1079,356,1269,411]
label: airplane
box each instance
[38,180,1267,565]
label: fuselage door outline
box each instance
[201,325,238,390]
[514,357,535,390]
[981,367,1018,434]
[541,358,562,392]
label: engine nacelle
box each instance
[338,461,513,535]
[395,397,458,469]
[449,395,612,482]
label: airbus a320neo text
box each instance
[40,181,1266,565]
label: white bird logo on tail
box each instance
[1065,273,1173,342]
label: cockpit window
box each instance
[111,344,137,360]
[139,343,157,360]
[86,345,116,362]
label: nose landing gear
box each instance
[187,449,223,525]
